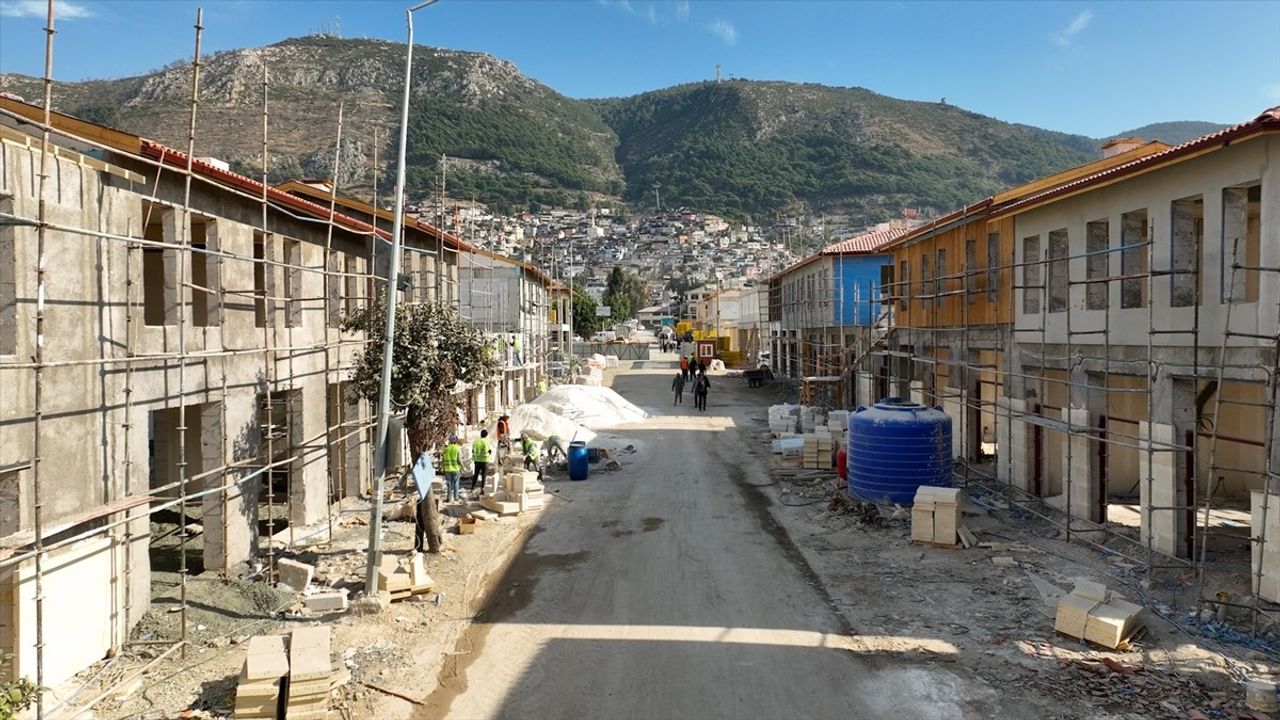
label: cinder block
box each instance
[1083,597,1143,649]
[276,558,314,592]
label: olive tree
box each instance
[342,299,501,552]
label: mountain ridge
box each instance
[0,35,1229,220]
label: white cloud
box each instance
[0,0,93,20]
[1052,9,1093,47]
[600,0,692,26]
[599,0,658,25]
[707,18,737,46]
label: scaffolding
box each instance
[0,7,527,716]
[766,136,1279,651]
[832,175,1280,646]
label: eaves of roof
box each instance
[992,107,1280,219]
[768,226,907,283]
[878,198,994,251]
[141,140,393,242]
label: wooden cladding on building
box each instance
[890,216,1014,328]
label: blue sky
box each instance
[1,0,1277,137]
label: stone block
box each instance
[303,590,349,613]
[1072,579,1110,604]
[244,635,289,681]
[1054,594,1098,638]
[1083,597,1144,649]
[932,502,959,546]
[911,507,934,544]
[276,557,314,592]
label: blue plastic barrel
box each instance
[568,441,590,481]
[847,398,952,505]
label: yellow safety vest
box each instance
[472,438,490,463]
[441,443,462,472]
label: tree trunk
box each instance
[407,405,443,554]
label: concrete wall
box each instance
[1013,135,1279,347]
[0,131,376,684]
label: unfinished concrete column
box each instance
[1140,376,1196,557]
[909,380,924,406]
[997,396,1033,493]
[160,208,181,326]
[205,394,258,573]
[1061,370,1105,524]
[288,383,328,527]
[857,371,875,408]
[940,386,965,460]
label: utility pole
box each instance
[366,0,438,596]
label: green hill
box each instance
[0,36,1229,221]
[592,81,1100,220]
[1107,120,1229,146]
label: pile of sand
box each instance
[508,403,596,444]
[531,385,648,429]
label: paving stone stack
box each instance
[803,433,833,469]
[911,486,961,546]
[234,635,288,720]
[285,626,333,719]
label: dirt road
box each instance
[419,358,1012,720]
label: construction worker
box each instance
[672,370,685,405]
[520,431,540,472]
[441,434,463,503]
[470,429,491,495]
[496,414,511,456]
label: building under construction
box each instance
[0,82,564,697]
[771,108,1280,632]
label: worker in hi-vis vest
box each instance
[441,434,463,503]
[470,430,491,495]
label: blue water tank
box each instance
[847,399,952,505]
[568,441,590,481]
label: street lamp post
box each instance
[365,0,439,596]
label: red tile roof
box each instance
[820,226,913,255]
[771,226,906,281]
[994,106,1280,218]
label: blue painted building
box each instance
[768,227,909,383]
